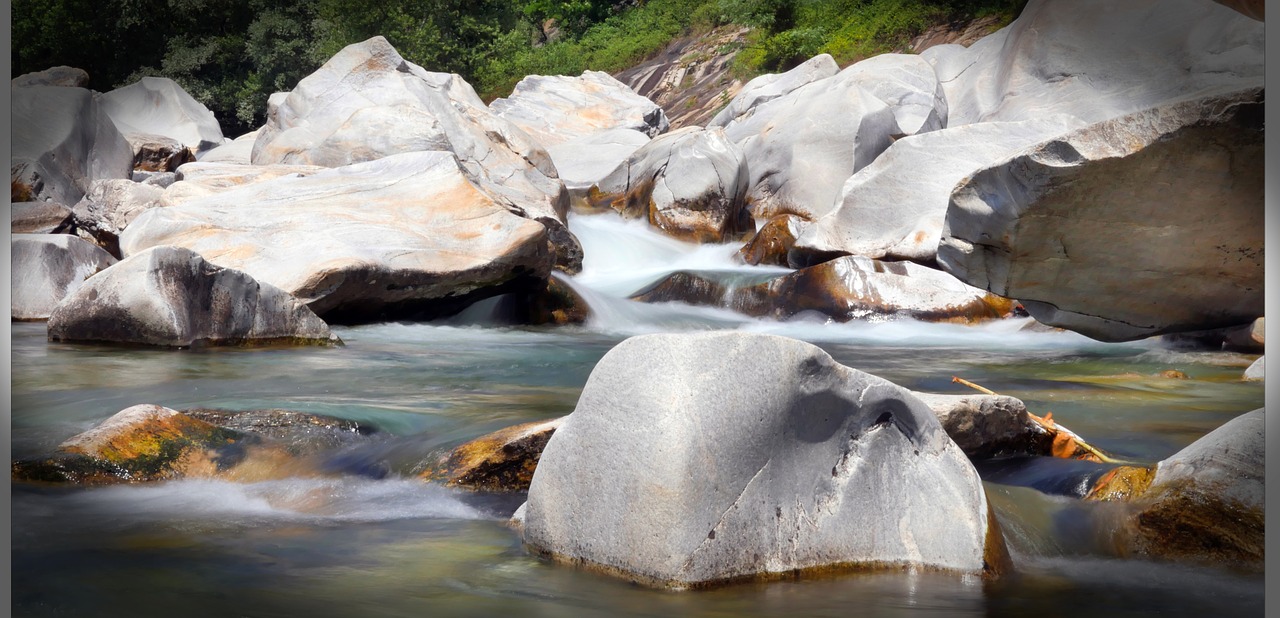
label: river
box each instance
[11,213,1265,617]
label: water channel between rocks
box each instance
[11,213,1264,617]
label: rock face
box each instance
[587,127,753,243]
[47,246,338,347]
[423,417,564,491]
[11,404,295,485]
[11,201,74,234]
[547,128,651,201]
[12,234,118,321]
[1113,409,1264,569]
[614,26,750,129]
[722,54,942,221]
[250,36,572,253]
[791,117,1082,264]
[11,86,134,206]
[157,161,325,207]
[521,333,1008,588]
[938,90,1263,342]
[11,65,90,88]
[923,0,1264,127]
[490,70,668,147]
[125,133,196,172]
[98,77,225,154]
[708,54,839,129]
[71,179,165,257]
[120,152,553,323]
[732,256,1014,324]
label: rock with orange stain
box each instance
[588,126,754,243]
[912,392,1051,459]
[737,215,805,267]
[422,417,564,491]
[48,246,339,347]
[119,151,554,324]
[490,70,668,148]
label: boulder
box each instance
[71,179,165,257]
[250,37,573,263]
[132,171,178,188]
[1101,410,1264,570]
[12,234,118,320]
[11,65,89,88]
[47,246,339,347]
[732,256,1015,324]
[912,393,1050,460]
[1222,317,1264,352]
[721,54,942,221]
[587,126,754,243]
[120,151,553,323]
[11,86,134,206]
[922,0,1264,126]
[520,332,1009,588]
[181,408,377,456]
[1243,356,1264,381]
[938,90,1263,342]
[491,275,592,326]
[791,117,1083,264]
[489,70,669,147]
[124,132,196,172]
[422,417,564,491]
[11,201,73,234]
[708,54,839,129]
[195,129,259,164]
[98,76,225,154]
[547,128,651,201]
[737,214,805,267]
[630,272,729,307]
[157,161,326,207]
[11,404,297,485]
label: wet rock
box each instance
[707,54,839,129]
[630,272,728,307]
[120,152,553,324]
[737,215,805,267]
[490,70,669,147]
[12,86,134,206]
[48,246,339,347]
[422,417,564,491]
[182,408,377,456]
[493,275,591,326]
[11,201,74,234]
[588,126,754,243]
[792,117,1082,264]
[11,404,294,485]
[124,132,196,172]
[939,90,1264,342]
[1102,409,1264,570]
[923,0,1263,127]
[251,36,574,271]
[913,393,1051,460]
[731,256,1015,324]
[520,332,1009,588]
[548,128,651,201]
[11,65,89,88]
[1242,356,1264,381]
[1222,317,1264,352]
[98,77,225,155]
[70,179,165,257]
[12,234,118,320]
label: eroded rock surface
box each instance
[12,234,118,320]
[12,86,134,206]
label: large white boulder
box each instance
[12,234,118,320]
[120,151,553,323]
[98,77,226,154]
[708,54,839,129]
[11,86,134,206]
[520,332,1009,588]
[546,128,652,199]
[71,179,166,256]
[938,89,1263,342]
[489,70,669,147]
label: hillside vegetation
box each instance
[12,0,1024,135]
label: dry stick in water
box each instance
[950,376,1133,465]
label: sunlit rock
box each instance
[587,126,753,243]
[99,77,225,155]
[12,234,117,321]
[938,90,1263,342]
[1242,356,1264,381]
[707,54,839,129]
[121,152,553,323]
[48,246,339,347]
[490,70,669,147]
[547,128,651,201]
[124,132,195,172]
[422,417,564,491]
[11,86,134,206]
[71,179,165,257]
[737,214,805,267]
[520,332,1009,588]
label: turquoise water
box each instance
[10,214,1266,617]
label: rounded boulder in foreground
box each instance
[521,332,1008,588]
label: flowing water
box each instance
[11,213,1265,617]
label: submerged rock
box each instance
[48,246,339,347]
[182,408,377,456]
[120,152,553,324]
[422,417,564,491]
[520,332,1009,588]
[938,90,1263,342]
[11,86,134,206]
[490,70,668,147]
[12,234,118,321]
[98,77,225,155]
[587,126,754,243]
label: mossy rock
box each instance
[422,417,564,491]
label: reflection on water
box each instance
[11,212,1265,617]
